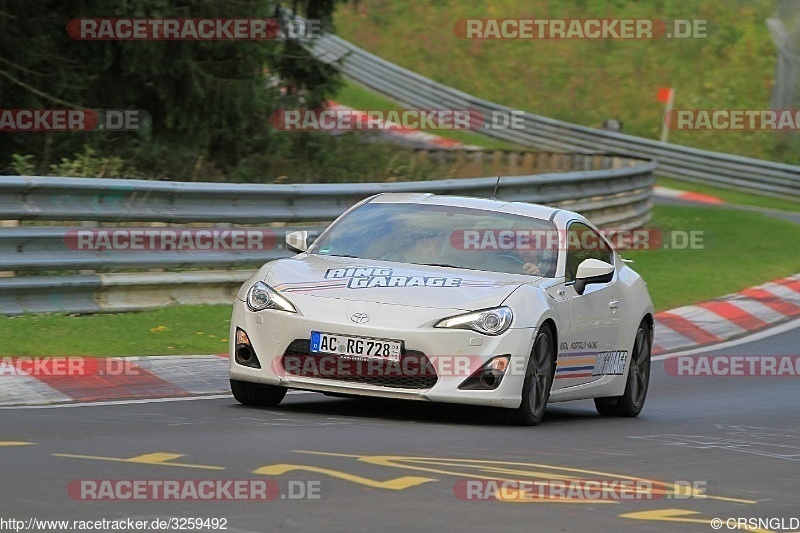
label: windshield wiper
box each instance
[417,262,479,270]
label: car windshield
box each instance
[310,202,559,277]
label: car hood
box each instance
[261,254,540,311]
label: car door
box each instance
[556,221,622,388]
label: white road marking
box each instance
[0,394,232,409]
[0,389,318,409]
[652,317,800,361]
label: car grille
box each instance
[280,339,438,389]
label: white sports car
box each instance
[229,193,654,425]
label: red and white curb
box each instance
[2,274,798,406]
[652,273,800,354]
[653,185,725,205]
[0,355,228,407]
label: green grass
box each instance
[333,0,800,164]
[656,176,800,213]
[0,205,796,356]
[622,205,800,311]
[335,80,525,150]
[0,305,231,357]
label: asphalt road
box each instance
[1,321,799,533]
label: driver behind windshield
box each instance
[404,229,446,263]
[380,228,446,264]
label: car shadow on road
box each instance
[231,393,606,427]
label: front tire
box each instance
[594,321,651,417]
[504,325,556,426]
[230,379,287,407]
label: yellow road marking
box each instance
[620,509,774,532]
[0,441,33,446]
[252,463,436,490]
[294,451,756,504]
[53,452,223,470]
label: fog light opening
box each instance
[234,328,261,369]
[458,355,510,391]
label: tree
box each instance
[0,0,345,176]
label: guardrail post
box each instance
[491,150,503,175]
[522,152,536,173]
[148,221,168,273]
[78,221,98,275]
[507,151,518,174]
[0,220,18,278]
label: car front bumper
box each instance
[228,299,536,408]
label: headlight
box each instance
[246,281,297,313]
[434,306,513,335]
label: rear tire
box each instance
[594,320,651,417]
[503,325,556,426]
[230,379,287,407]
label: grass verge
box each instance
[0,205,796,356]
[0,305,231,357]
[657,176,800,213]
[622,205,800,311]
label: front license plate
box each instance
[310,331,401,362]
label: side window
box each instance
[565,222,613,283]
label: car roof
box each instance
[368,192,564,221]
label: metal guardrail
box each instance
[0,164,653,222]
[303,32,800,200]
[0,160,654,314]
[0,271,253,315]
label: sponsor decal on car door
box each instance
[557,221,622,386]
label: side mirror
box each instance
[574,258,614,295]
[286,230,308,252]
